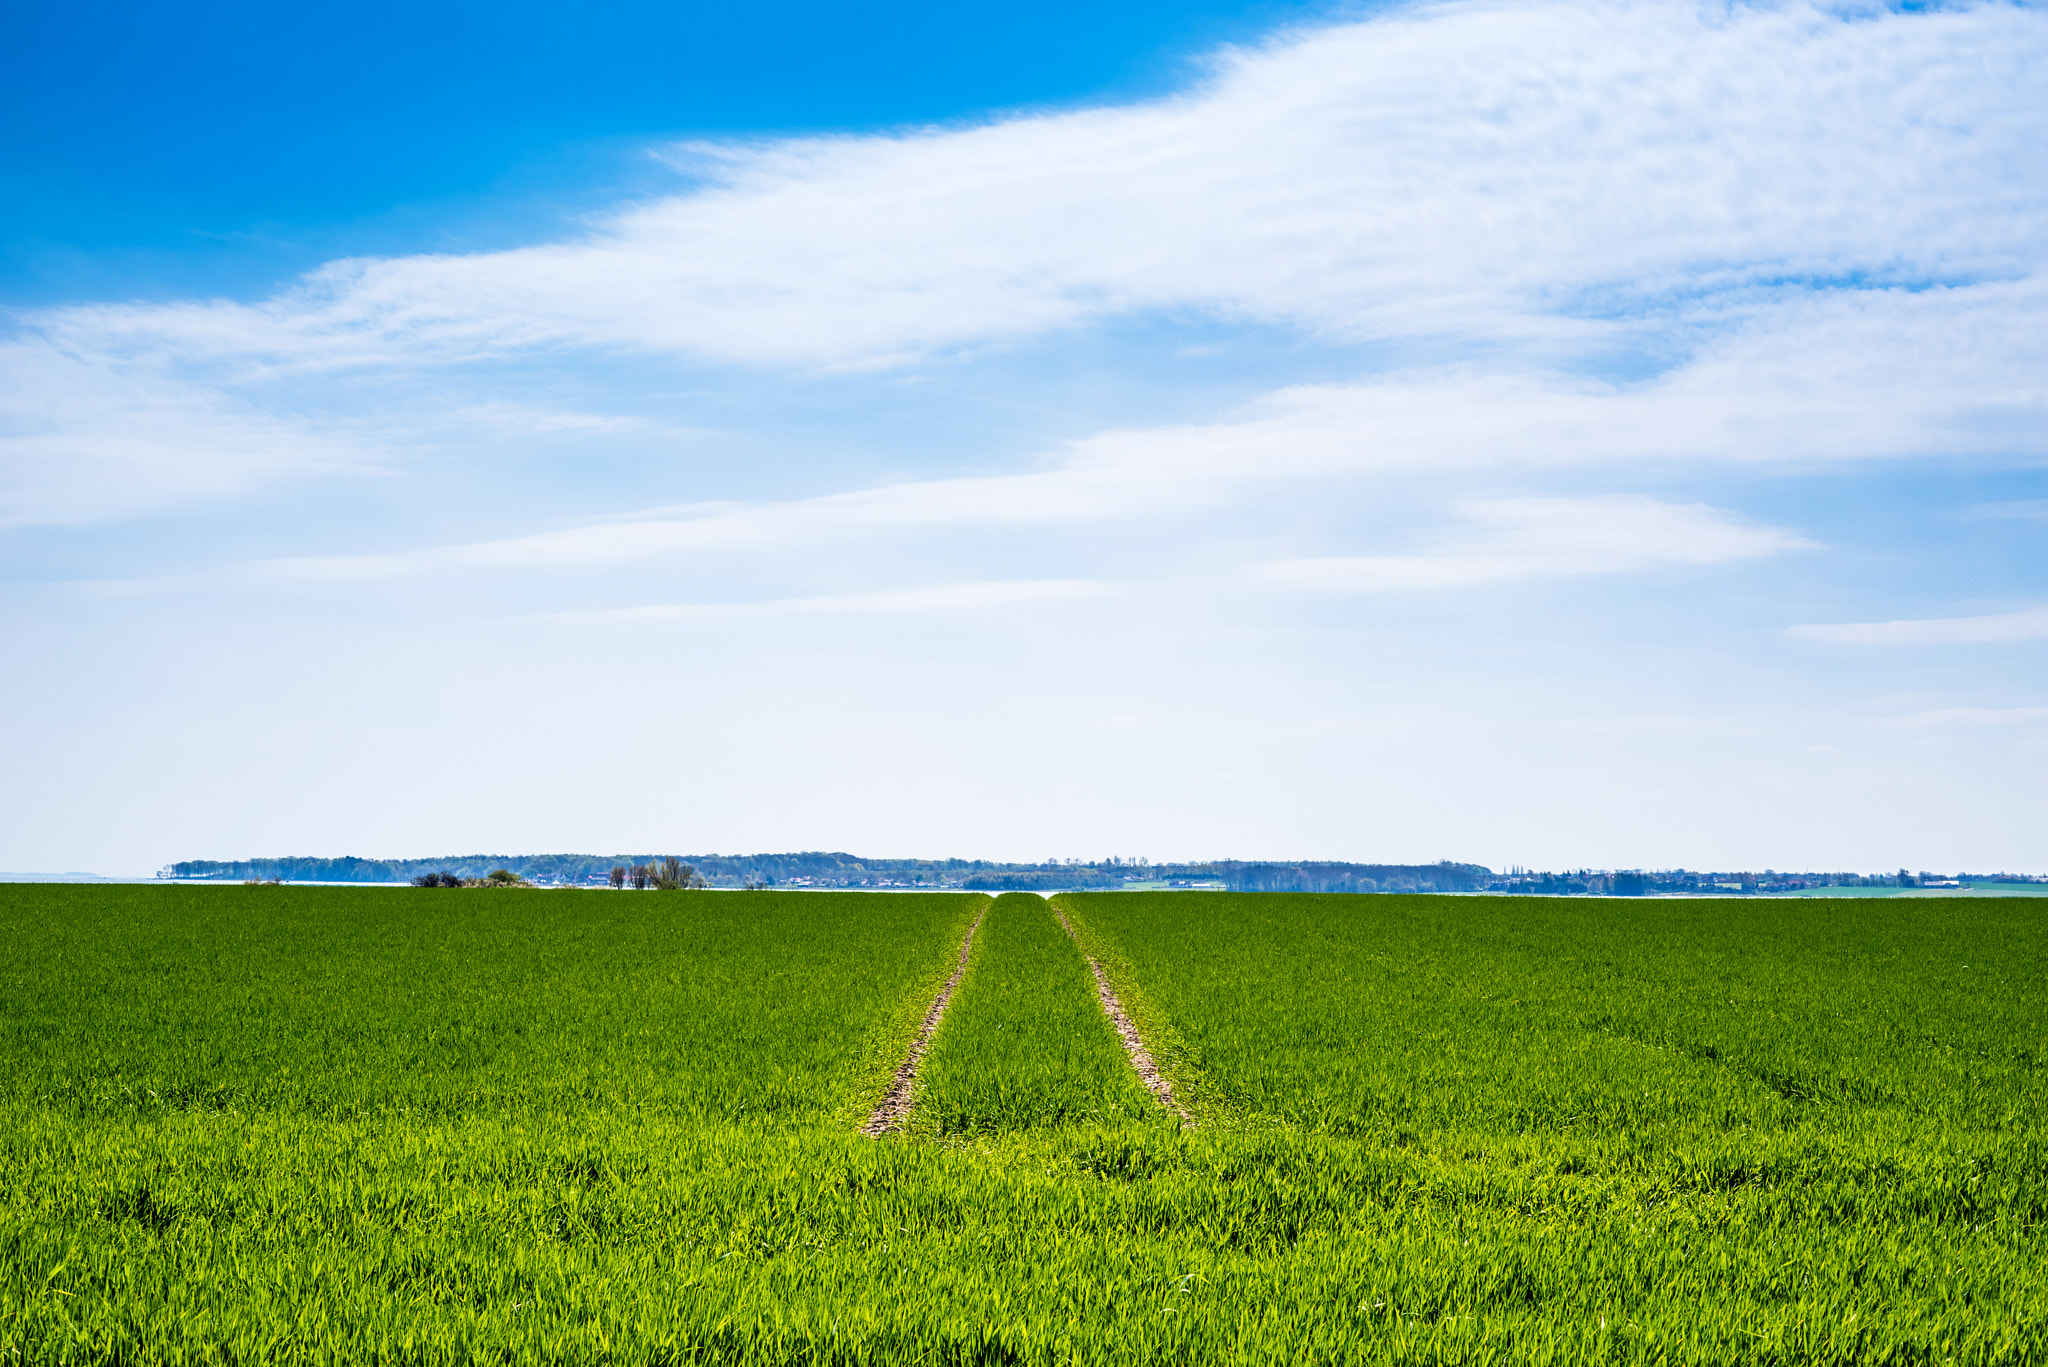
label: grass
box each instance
[2,884,2044,1362]
[0,884,981,1127]
[910,893,1162,1137]
[1058,890,2048,1361]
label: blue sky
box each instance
[4,0,2045,875]
[2,0,1324,301]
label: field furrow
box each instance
[862,898,989,1135]
[1052,903,1191,1124]
[911,893,1165,1136]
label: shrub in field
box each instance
[653,856,705,890]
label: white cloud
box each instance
[436,402,675,438]
[259,462,1189,578]
[1790,604,2048,645]
[46,0,2036,370]
[0,338,379,527]
[528,579,1108,622]
[16,272,2044,537]
[2,0,2042,527]
[1863,707,2048,730]
[1067,279,2048,479]
[1254,495,1810,590]
[258,330,1904,580]
[1970,500,2048,525]
[219,256,2036,582]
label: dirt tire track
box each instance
[1052,906,1193,1127]
[861,904,988,1136]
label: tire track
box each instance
[861,903,988,1136]
[1052,907,1193,1127]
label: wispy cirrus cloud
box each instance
[528,579,1109,623]
[36,0,2039,370]
[1969,500,2048,525]
[1862,706,2048,729]
[1790,605,2048,645]
[0,338,381,528]
[1254,495,1813,591]
[246,281,2003,583]
[2,0,2043,528]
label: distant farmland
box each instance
[2,884,2040,1361]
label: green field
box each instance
[1,884,2042,1362]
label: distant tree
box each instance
[412,872,462,887]
[653,857,705,890]
[630,864,651,891]
[609,865,628,890]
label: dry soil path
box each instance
[1052,906,1194,1127]
[861,903,988,1136]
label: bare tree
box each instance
[629,864,651,891]
[609,865,628,890]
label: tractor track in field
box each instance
[861,903,988,1136]
[1053,907,1194,1127]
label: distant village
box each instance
[1482,868,2044,896]
[161,853,2047,894]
